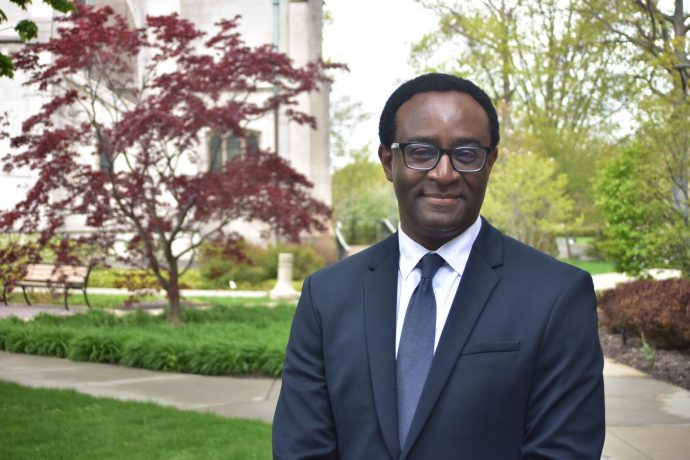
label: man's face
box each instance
[379,91,497,250]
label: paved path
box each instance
[0,351,279,422]
[591,269,681,292]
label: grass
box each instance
[3,291,160,309]
[2,291,273,310]
[0,302,295,377]
[560,259,615,275]
[0,380,271,460]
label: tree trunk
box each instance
[166,262,182,325]
[167,285,182,325]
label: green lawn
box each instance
[0,380,271,460]
[2,291,273,310]
[3,291,160,309]
[560,259,615,275]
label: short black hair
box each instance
[378,73,500,149]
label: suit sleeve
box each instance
[520,271,605,459]
[273,275,338,459]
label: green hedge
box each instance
[0,304,294,377]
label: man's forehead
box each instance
[396,90,485,112]
[394,91,490,138]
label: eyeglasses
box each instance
[391,142,491,173]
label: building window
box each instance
[208,131,260,171]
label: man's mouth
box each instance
[423,193,461,206]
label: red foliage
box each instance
[598,279,690,349]
[0,5,341,322]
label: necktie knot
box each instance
[419,253,445,280]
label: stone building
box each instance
[0,0,332,240]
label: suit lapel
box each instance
[400,220,504,458]
[363,234,401,459]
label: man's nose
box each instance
[427,153,458,184]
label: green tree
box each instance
[330,96,394,245]
[581,0,688,103]
[330,96,370,165]
[583,0,689,222]
[412,0,626,224]
[0,0,75,78]
[332,150,392,245]
[583,0,690,276]
[483,147,576,254]
[413,0,624,136]
[595,139,690,276]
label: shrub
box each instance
[120,337,191,372]
[68,333,125,364]
[0,303,292,377]
[89,267,209,289]
[198,240,325,289]
[256,243,326,280]
[598,279,690,349]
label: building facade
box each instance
[0,0,332,240]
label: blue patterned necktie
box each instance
[397,252,445,448]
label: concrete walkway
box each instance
[0,351,279,422]
[1,351,689,459]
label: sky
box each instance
[322,0,439,157]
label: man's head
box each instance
[378,73,500,250]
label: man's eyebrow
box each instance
[404,136,484,146]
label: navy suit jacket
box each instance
[273,219,605,459]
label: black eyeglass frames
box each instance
[390,142,491,173]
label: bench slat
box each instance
[21,264,88,285]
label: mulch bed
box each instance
[599,326,690,391]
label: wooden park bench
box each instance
[1,263,92,310]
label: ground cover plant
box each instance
[0,303,294,377]
[0,380,271,460]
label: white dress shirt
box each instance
[395,216,482,356]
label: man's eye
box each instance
[408,147,436,158]
[452,148,480,163]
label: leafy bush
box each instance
[598,279,690,349]
[120,337,191,372]
[332,152,393,245]
[595,142,690,276]
[89,267,208,289]
[198,240,325,289]
[483,149,575,255]
[0,303,293,377]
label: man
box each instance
[273,73,605,459]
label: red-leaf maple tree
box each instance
[0,5,337,323]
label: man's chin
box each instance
[420,220,467,239]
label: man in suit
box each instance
[273,73,605,459]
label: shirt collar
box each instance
[398,216,483,280]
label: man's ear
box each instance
[486,148,498,173]
[378,144,394,182]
